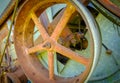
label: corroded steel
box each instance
[14,0,101,83]
[5,73,21,83]
[0,24,8,42]
[98,0,120,17]
[5,66,27,83]
[91,0,120,26]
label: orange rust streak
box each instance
[48,52,54,80]
[51,4,76,40]
[98,0,120,17]
[31,12,49,40]
[0,25,9,41]
[55,43,89,66]
[27,44,45,54]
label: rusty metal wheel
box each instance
[14,0,101,83]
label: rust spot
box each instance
[32,72,35,76]
[75,79,79,83]
[19,32,22,35]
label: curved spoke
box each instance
[27,44,45,54]
[31,12,49,40]
[48,51,54,80]
[51,4,76,40]
[54,43,89,66]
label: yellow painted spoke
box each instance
[51,4,76,40]
[31,12,49,40]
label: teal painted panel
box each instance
[89,13,120,83]
[0,0,11,18]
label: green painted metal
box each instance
[0,0,11,18]
[88,13,120,83]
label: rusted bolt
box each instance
[71,39,77,47]
[75,79,79,83]
[106,49,112,55]
[102,43,112,55]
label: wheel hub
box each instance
[43,42,51,49]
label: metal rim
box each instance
[14,0,101,83]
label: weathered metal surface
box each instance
[98,0,120,17]
[14,0,101,83]
[88,13,120,83]
[0,0,16,26]
[0,24,8,42]
[91,0,120,26]
[5,73,21,83]
[0,0,10,17]
[1,0,120,83]
[4,66,28,83]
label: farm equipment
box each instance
[0,0,120,83]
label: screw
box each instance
[102,43,112,55]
